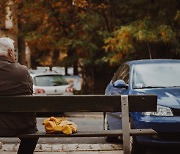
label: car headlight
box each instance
[143,105,173,116]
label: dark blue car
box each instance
[105,59,180,153]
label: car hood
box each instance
[131,88,180,109]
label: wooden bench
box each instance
[0,95,157,154]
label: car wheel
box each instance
[130,118,147,154]
[104,114,120,143]
[131,136,147,154]
[106,135,119,143]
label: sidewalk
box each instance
[0,151,123,154]
[0,143,123,154]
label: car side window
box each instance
[112,64,129,83]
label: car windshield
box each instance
[34,75,68,86]
[133,63,180,89]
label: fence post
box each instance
[121,95,131,154]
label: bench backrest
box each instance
[0,95,157,112]
[0,95,157,154]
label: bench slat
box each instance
[0,95,157,112]
[17,129,157,138]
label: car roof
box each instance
[126,59,180,66]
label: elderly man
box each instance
[0,37,38,154]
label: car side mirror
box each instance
[113,80,128,89]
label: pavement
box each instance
[0,152,123,154]
[0,142,123,154]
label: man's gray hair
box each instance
[0,37,15,54]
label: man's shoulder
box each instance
[12,63,30,78]
[14,63,28,71]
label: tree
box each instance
[0,0,6,28]
[103,0,180,65]
[15,0,115,93]
[13,0,180,94]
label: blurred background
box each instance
[0,0,180,94]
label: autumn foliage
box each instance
[1,0,180,93]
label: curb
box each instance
[0,143,122,152]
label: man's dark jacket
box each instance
[0,56,37,136]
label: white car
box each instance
[29,69,73,96]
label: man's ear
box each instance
[7,49,11,56]
[7,49,15,62]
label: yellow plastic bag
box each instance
[42,117,77,134]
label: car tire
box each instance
[130,118,147,154]
[131,137,147,154]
